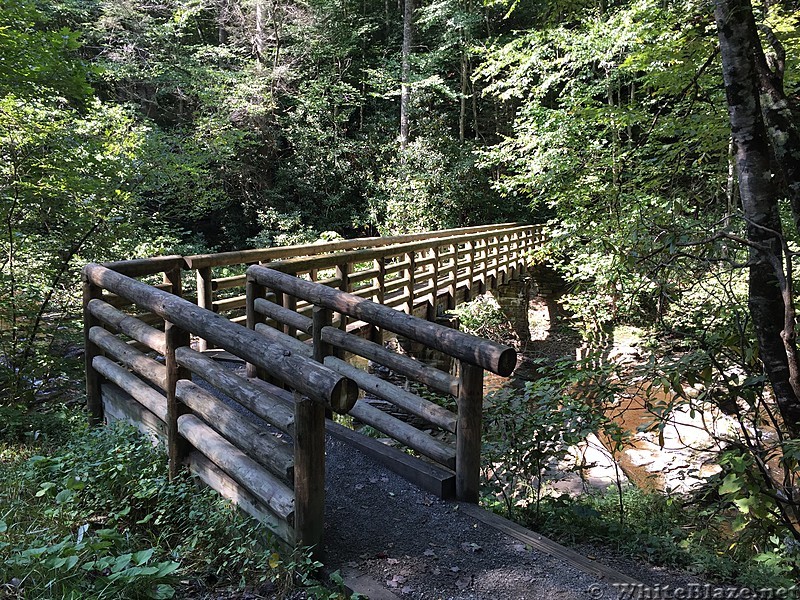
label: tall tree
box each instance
[715,0,800,432]
[399,0,414,148]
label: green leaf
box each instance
[732,496,753,514]
[43,556,68,569]
[718,473,742,496]
[65,475,86,491]
[154,561,180,578]
[112,553,133,573]
[150,584,176,599]
[132,548,155,566]
[64,555,80,571]
[55,488,74,503]
[36,481,56,496]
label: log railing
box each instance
[94,223,544,351]
[180,222,524,335]
[83,223,540,550]
[82,262,358,552]
[97,223,544,351]
[246,266,517,502]
[196,223,542,348]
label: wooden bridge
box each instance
[82,223,544,555]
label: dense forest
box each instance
[3,0,800,595]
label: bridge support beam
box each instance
[496,277,532,344]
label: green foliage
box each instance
[451,293,515,344]
[627,306,800,584]
[527,486,798,589]
[482,356,626,521]
[265,548,365,599]
[380,137,521,234]
[0,405,78,444]
[0,416,367,599]
[3,530,179,600]
[477,0,734,334]
[0,0,93,102]
[0,421,284,598]
[0,93,166,405]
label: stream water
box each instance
[484,359,731,496]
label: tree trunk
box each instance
[217,0,228,45]
[399,0,414,149]
[752,27,800,234]
[254,0,266,64]
[459,51,467,142]
[715,0,800,432]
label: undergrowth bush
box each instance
[523,487,798,590]
[481,356,627,523]
[451,294,516,345]
[0,416,339,599]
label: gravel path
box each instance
[324,436,618,600]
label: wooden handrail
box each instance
[182,222,524,270]
[264,225,535,276]
[102,255,185,278]
[82,263,358,410]
[246,265,517,376]
[99,223,542,277]
[96,223,544,355]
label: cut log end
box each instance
[330,377,359,414]
[495,347,518,377]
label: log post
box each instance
[164,266,183,298]
[313,307,335,419]
[313,306,334,364]
[196,267,213,351]
[427,246,439,321]
[464,241,474,302]
[283,294,298,339]
[293,392,326,558]
[510,230,520,272]
[500,232,510,284]
[246,278,266,379]
[375,258,386,306]
[447,242,457,310]
[406,251,416,315]
[165,321,191,479]
[336,262,350,332]
[83,276,104,426]
[472,238,482,295]
[456,361,483,503]
[489,235,499,291]
[371,258,386,345]
[517,230,528,277]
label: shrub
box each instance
[0,420,280,598]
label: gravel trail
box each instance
[324,436,619,600]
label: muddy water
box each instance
[482,366,712,493]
